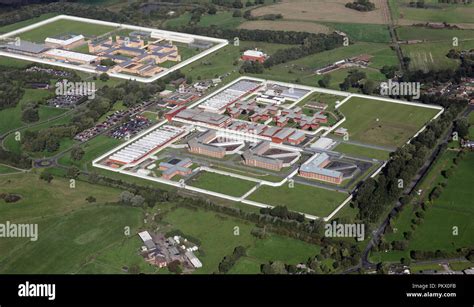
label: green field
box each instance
[165,11,243,29]
[370,151,474,263]
[58,135,123,171]
[19,19,117,42]
[0,13,59,34]
[247,184,348,217]
[161,206,320,274]
[402,40,474,72]
[0,164,20,174]
[334,143,391,161]
[469,112,474,138]
[188,171,256,197]
[393,1,474,24]
[327,23,391,43]
[0,89,63,135]
[338,97,440,147]
[397,26,474,42]
[3,112,76,156]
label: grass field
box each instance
[0,89,63,135]
[397,26,474,42]
[392,0,474,25]
[3,112,75,156]
[250,0,386,24]
[0,164,19,174]
[327,22,391,43]
[469,112,474,138]
[247,184,348,217]
[58,135,123,172]
[0,13,60,33]
[239,20,331,34]
[334,143,391,161]
[338,97,440,147]
[402,40,474,71]
[188,171,256,197]
[165,11,243,29]
[370,151,474,263]
[18,19,117,42]
[161,206,321,274]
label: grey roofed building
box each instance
[242,141,283,169]
[0,41,48,54]
[300,153,343,178]
[144,239,157,251]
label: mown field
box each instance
[334,143,391,161]
[187,171,257,197]
[338,97,440,148]
[397,26,474,42]
[18,19,117,42]
[247,183,348,218]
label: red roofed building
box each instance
[241,50,268,63]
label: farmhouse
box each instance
[299,153,343,184]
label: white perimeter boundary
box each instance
[0,15,228,83]
[91,76,445,221]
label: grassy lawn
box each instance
[247,184,348,217]
[19,19,117,42]
[469,112,474,138]
[187,171,257,197]
[0,89,62,135]
[338,97,439,147]
[58,135,123,171]
[334,143,391,161]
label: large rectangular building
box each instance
[299,153,343,184]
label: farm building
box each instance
[241,49,268,63]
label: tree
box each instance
[453,118,469,139]
[99,73,109,82]
[21,107,39,123]
[232,10,242,17]
[362,79,376,94]
[70,146,85,161]
[318,74,331,88]
[208,5,217,14]
[40,170,53,183]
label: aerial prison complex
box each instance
[0,29,214,77]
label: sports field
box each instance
[338,97,440,147]
[402,40,474,72]
[188,171,257,197]
[247,184,348,217]
[18,19,117,42]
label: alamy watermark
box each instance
[380,79,420,100]
[0,221,38,241]
[325,221,365,241]
[55,79,96,99]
